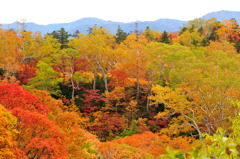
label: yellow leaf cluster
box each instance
[0,104,18,159]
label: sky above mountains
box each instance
[1,0,240,25]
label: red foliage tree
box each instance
[0,83,68,158]
[168,32,178,41]
[82,89,105,116]
[108,69,129,88]
[147,112,169,132]
[230,32,240,43]
[0,83,47,113]
[91,113,126,141]
[17,60,38,85]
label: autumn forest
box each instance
[1,17,240,158]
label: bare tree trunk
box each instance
[93,72,97,90]
[180,110,203,143]
[146,98,149,112]
[95,58,108,92]
[136,57,140,102]
[146,88,152,112]
[195,125,203,143]
[205,114,211,135]
[71,77,75,102]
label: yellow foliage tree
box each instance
[103,86,126,113]
[175,29,203,47]
[116,33,148,102]
[0,104,18,159]
[70,26,116,92]
[125,100,139,125]
[149,84,204,142]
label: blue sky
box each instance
[1,0,240,25]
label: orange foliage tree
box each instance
[0,28,42,81]
[98,131,193,158]
[33,90,99,158]
[216,19,240,42]
[0,83,100,158]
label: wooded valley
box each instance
[1,17,240,158]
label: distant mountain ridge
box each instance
[202,10,240,23]
[1,10,240,35]
[1,18,186,35]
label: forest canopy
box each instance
[1,18,240,158]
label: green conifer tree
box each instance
[116,25,127,44]
[161,31,170,44]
